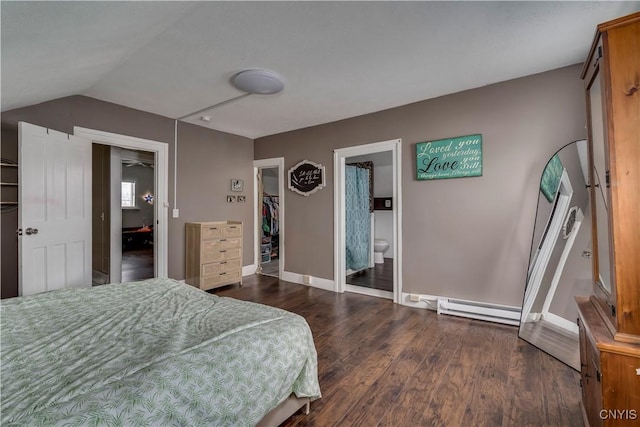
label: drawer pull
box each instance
[221,261,227,264]
[220,239,227,242]
[220,272,227,276]
[209,227,218,230]
[229,226,237,229]
[220,250,227,253]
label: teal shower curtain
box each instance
[345,165,370,271]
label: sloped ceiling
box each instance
[2,1,639,139]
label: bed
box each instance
[1,278,321,426]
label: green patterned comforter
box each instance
[1,278,321,426]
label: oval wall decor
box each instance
[288,160,326,196]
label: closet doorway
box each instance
[334,139,402,303]
[254,158,285,279]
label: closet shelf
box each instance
[1,159,19,212]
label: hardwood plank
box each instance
[213,276,583,427]
[342,315,437,426]
[346,258,393,292]
[387,330,462,426]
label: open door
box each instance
[19,122,92,296]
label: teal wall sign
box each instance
[540,154,563,202]
[416,134,482,180]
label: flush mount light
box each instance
[231,69,284,95]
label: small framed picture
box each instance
[237,195,246,203]
[227,195,236,203]
[231,179,244,192]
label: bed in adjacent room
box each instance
[0,278,321,426]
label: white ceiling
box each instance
[2,1,639,139]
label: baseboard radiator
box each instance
[437,297,521,326]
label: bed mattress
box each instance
[1,278,321,426]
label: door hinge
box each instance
[593,45,603,68]
[17,228,23,236]
[611,304,616,317]
[605,170,610,188]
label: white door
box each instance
[19,122,92,296]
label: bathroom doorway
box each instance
[253,158,285,279]
[334,139,402,303]
[344,152,393,298]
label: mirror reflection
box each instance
[519,140,593,370]
[588,72,611,292]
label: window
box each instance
[121,180,136,208]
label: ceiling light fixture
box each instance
[173,68,284,220]
[231,69,285,95]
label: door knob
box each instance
[25,228,39,235]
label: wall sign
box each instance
[416,134,482,180]
[540,154,563,202]
[288,160,326,196]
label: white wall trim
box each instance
[401,292,521,326]
[334,139,402,303]
[543,312,579,335]
[281,271,335,291]
[346,284,393,299]
[521,169,573,321]
[73,126,169,280]
[109,147,123,283]
[253,158,285,278]
[242,264,257,277]
[540,209,584,315]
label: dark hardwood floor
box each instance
[213,275,583,427]
[121,247,154,282]
[261,257,280,277]
[347,258,393,292]
[519,319,580,371]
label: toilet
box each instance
[373,239,389,264]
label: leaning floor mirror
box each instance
[519,140,593,370]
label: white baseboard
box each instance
[400,292,438,310]
[281,271,335,291]
[345,284,392,299]
[543,312,579,335]
[401,292,521,326]
[523,312,542,323]
[243,264,257,277]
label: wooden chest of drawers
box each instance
[185,221,243,290]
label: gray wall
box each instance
[1,95,254,298]
[121,164,155,228]
[255,64,587,306]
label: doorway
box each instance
[120,149,155,282]
[334,139,402,303]
[75,127,168,284]
[92,144,156,284]
[344,152,393,297]
[253,158,285,278]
